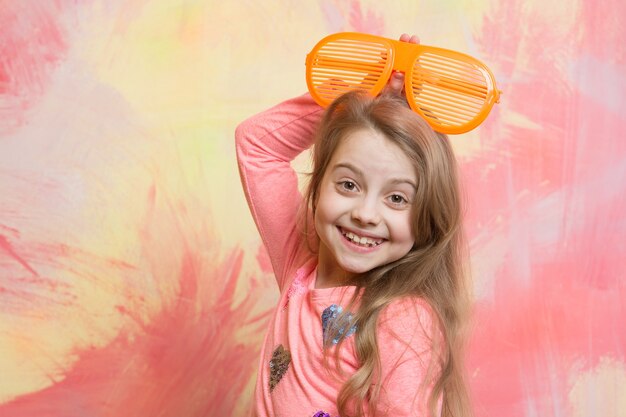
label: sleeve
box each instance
[374,298,444,417]
[235,93,324,290]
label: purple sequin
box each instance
[313,411,334,417]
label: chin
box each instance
[338,259,379,275]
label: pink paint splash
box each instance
[0,234,39,277]
[348,0,385,35]
[1,110,274,412]
[320,0,385,35]
[0,2,69,134]
[0,194,273,417]
[0,1,274,408]
[465,1,626,416]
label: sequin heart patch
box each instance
[269,344,291,392]
[321,304,357,346]
[313,411,338,417]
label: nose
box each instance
[351,196,381,226]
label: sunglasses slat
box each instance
[419,108,472,126]
[315,83,377,93]
[313,81,378,91]
[312,73,378,83]
[313,78,376,88]
[314,54,387,67]
[313,59,386,74]
[418,54,486,75]
[319,51,387,65]
[317,87,366,101]
[412,87,485,113]
[417,97,478,119]
[416,87,486,110]
[314,86,374,96]
[311,74,379,87]
[414,60,489,89]
[326,39,390,52]
[419,109,470,126]
[417,66,488,92]
[321,45,388,57]
[317,87,373,96]
[416,73,489,99]
[414,96,480,120]
[420,109,478,126]
[317,84,370,93]
[312,75,378,85]
[414,80,486,103]
[320,46,388,60]
[415,61,489,95]
[311,65,383,75]
[414,72,488,99]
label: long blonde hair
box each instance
[305,91,473,417]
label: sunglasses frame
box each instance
[306,32,501,134]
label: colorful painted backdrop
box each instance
[1,1,624,416]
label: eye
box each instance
[339,180,358,192]
[388,194,409,206]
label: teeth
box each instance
[343,231,382,247]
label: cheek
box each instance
[315,183,340,216]
[392,212,416,244]
[313,206,323,234]
[313,188,333,229]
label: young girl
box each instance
[236,34,472,417]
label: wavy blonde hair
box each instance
[304,91,473,417]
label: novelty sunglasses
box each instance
[305,32,501,134]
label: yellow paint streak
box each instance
[569,357,626,417]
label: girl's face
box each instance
[314,128,417,286]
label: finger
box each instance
[409,34,420,44]
[399,33,410,42]
[384,71,405,96]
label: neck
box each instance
[316,244,354,289]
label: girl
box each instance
[236,34,472,417]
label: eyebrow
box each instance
[331,162,417,190]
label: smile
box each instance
[339,227,384,247]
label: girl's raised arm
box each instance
[235,94,323,290]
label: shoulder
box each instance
[372,297,444,415]
[376,297,443,364]
[378,297,439,336]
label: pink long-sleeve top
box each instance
[235,94,441,417]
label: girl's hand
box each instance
[383,33,420,98]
